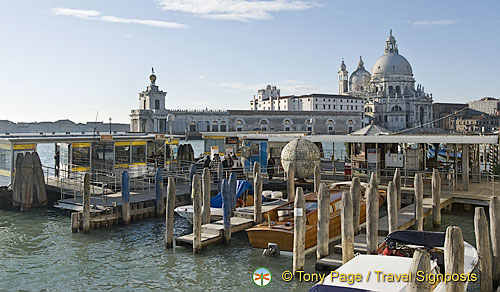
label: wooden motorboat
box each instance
[246,187,384,251]
[309,230,479,292]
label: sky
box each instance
[0,0,499,124]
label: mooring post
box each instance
[192,174,203,254]
[71,212,79,233]
[414,173,424,231]
[217,163,223,193]
[444,226,465,292]
[350,177,361,234]
[82,173,91,232]
[253,161,260,182]
[369,172,378,193]
[165,177,176,248]
[121,171,131,225]
[341,190,354,264]
[293,187,306,275]
[432,168,441,227]
[287,162,295,202]
[475,207,493,291]
[317,182,329,260]
[253,172,263,224]
[189,164,196,189]
[408,249,432,292]
[202,168,211,225]
[222,179,231,245]
[366,186,379,254]
[229,172,237,217]
[462,144,469,191]
[393,168,401,209]
[387,181,398,234]
[490,196,500,287]
[155,168,164,216]
[314,164,321,193]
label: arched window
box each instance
[260,119,268,131]
[206,121,211,132]
[189,121,196,132]
[389,86,394,95]
[327,119,335,135]
[212,121,219,132]
[283,119,292,131]
[396,86,401,95]
[235,119,244,132]
[220,121,227,132]
[391,106,403,112]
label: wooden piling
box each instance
[253,161,260,181]
[71,212,79,233]
[408,249,432,292]
[12,153,24,208]
[317,182,329,260]
[387,181,398,234]
[165,177,176,248]
[414,173,424,231]
[202,168,211,225]
[254,172,262,224]
[287,162,295,202]
[217,163,223,193]
[490,196,500,287]
[314,164,321,193]
[229,172,237,217]
[341,190,354,264]
[366,186,379,254]
[475,207,493,291]
[192,174,202,254]
[293,187,306,275]
[155,168,164,216]
[369,172,378,193]
[393,168,401,209]
[432,168,441,227]
[32,152,47,207]
[350,177,361,234]
[121,171,131,225]
[462,144,469,191]
[444,226,465,292]
[222,179,231,245]
[82,173,91,233]
[20,152,33,211]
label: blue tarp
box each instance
[210,180,254,208]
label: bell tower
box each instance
[338,60,349,95]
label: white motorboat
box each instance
[309,230,478,292]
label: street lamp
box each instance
[109,117,112,134]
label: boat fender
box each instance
[263,242,280,257]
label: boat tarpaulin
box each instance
[385,230,446,248]
[210,180,254,208]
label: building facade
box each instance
[468,97,499,116]
[340,31,433,132]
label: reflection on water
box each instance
[0,204,482,291]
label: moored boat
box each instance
[245,186,384,251]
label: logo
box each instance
[253,267,272,287]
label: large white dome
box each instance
[372,53,413,76]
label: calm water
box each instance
[1,143,480,291]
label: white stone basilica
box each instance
[339,30,433,132]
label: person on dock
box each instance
[209,154,220,170]
[54,150,60,177]
[203,155,211,168]
[267,155,275,180]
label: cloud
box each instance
[412,20,458,26]
[156,0,315,22]
[197,75,206,79]
[217,80,322,95]
[50,7,188,29]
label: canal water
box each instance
[0,143,481,291]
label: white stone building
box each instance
[130,71,168,132]
[468,97,499,116]
[339,31,434,132]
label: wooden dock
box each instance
[175,217,254,247]
[315,197,453,271]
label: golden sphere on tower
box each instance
[149,74,157,84]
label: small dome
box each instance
[149,74,157,84]
[280,138,320,179]
[350,56,371,88]
[372,53,412,76]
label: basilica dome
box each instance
[372,53,412,76]
[371,30,413,77]
[350,56,371,90]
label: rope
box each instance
[391,106,470,135]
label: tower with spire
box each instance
[338,59,349,95]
